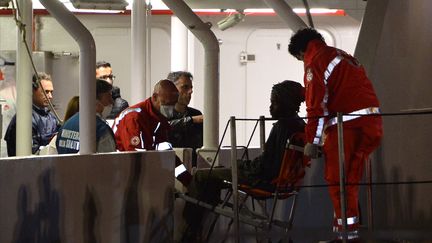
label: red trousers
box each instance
[323,116,382,230]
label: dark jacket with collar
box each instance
[107,86,129,119]
[4,105,60,156]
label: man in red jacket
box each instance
[113,79,192,186]
[289,28,383,240]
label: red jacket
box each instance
[303,40,380,145]
[112,98,170,151]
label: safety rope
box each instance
[12,0,63,124]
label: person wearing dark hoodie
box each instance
[182,80,306,242]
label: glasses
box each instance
[99,74,116,80]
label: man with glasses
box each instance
[96,61,129,119]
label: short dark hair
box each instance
[271,80,305,113]
[32,72,52,89]
[166,71,193,84]
[96,61,111,69]
[96,79,113,100]
[288,28,325,57]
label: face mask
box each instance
[101,104,113,119]
[160,105,175,119]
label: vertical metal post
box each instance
[365,158,374,229]
[162,0,220,150]
[145,3,152,98]
[16,0,33,156]
[259,115,266,152]
[230,116,239,243]
[40,0,97,154]
[131,0,148,104]
[337,112,347,242]
[0,99,3,156]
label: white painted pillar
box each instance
[171,16,188,71]
[162,0,220,150]
[145,4,152,98]
[131,0,148,104]
[16,0,33,156]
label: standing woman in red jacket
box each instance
[288,28,383,240]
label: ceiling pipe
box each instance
[302,0,315,28]
[162,0,220,150]
[263,0,308,31]
[39,0,96,154]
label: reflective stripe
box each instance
[139,131,144,149]
[152,122,161,148]
[326,107,380,127]
[175,164,187,177]
[336,230,359,240]
[337,216,358,225]
[112,107,142,134]
[313,56,343,145]
[156,142,173,151]
[153,122,161,134]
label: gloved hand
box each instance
[304,143,321,159]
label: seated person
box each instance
[183,80,306,242]
[56,80,116,154]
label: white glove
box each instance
[304,143,321,159]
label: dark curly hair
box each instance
[288,28,325,58]
[271,80,305,115]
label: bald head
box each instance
[151,79,179,117]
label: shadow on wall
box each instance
[83,186,101,243]
[122,157,142,243]
[374,142,432,231]
[12,169,61,243]
[121,153,174,243]
[143,188,174,242]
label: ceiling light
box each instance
[217,11,245,31]
[70,0,128,10]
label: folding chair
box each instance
[205,132,309,240]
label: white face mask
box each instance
[160,105,175,119]
[101,104,113,119]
